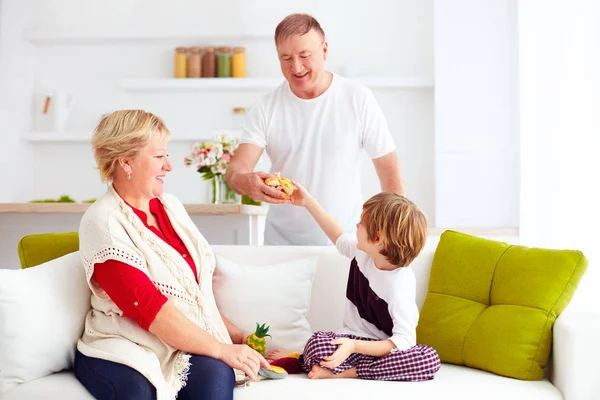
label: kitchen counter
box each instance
[0,203,268,269]
[0,203,267,215]
[0,202,519,270]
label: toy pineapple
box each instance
[245,322,271,355]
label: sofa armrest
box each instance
[551,311,600,400]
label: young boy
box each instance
[288,183,440,381]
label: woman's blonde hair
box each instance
[361,193,429,268]
[274,13,326,45]
[91,110,170,183]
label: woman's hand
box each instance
[216,343,271,381]
[320,338,356,369]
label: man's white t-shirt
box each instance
[336,233,418,351]
[241,73,396,245]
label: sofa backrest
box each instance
[211,241,438,333]
[17,232,79,269]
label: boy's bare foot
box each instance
[266,349,300,362]
[308,365,358,379]
[308,365,335,379]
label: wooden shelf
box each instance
[0,202,515,235]
[23,130,242,143]
[0,203,267,216]
[428,227,519,236]
[22,133,92,142]
[121,77,433,91]
[22,29,272,45]
[356,77,434,88]
[121,78,283,91]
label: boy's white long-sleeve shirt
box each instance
[336,233,419,351]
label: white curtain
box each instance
[519,0,600,312]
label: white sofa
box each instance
[3,243,600,400]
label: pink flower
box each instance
[221,154,231,162]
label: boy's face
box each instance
[356,220,367,251]
[356,218,397,271]
[356,219,379,255]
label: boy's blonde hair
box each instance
[91,110,170,183]
[361,192,428,268]
[274,13,326,45]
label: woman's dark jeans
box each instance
[74,350,235,400]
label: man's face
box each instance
[276,29,328,95]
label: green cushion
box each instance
[17,232,80,269]
[416,230,587,380]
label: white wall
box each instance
[434,0,519,228]
[0,0,436,223]
[0,0,35,201]
[518,0,600,313]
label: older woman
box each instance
[74,110,269,400]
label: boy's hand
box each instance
[320,338,356,369]
[288,180,311,207]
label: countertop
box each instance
[0,203,518,236]
[0,203,268,216]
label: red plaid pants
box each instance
[301,331,441,381]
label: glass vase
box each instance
[211,174,240,204]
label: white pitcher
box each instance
[52,92,75,133]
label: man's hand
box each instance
[233,171,289,204]
[320,338,356,369]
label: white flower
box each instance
[216,132,231,143]
[195,153,206,165]
[211,159,228,175]
[211,143,224,159]
[205,153,217,167]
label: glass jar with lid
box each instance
[231,47,246,78]
[202,47,216,78]
[216,46,232,78]
[174,47,188,78]
[187,47,202,78]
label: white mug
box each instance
[51,92,75,133]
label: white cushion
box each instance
[212,252,317,353]
[233,364,562,400]
[211,244,440,335]
[3,364,562,400]
[2,371,93,400]
[0,252,90,394]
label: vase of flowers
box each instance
[184,133,241,204]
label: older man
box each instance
[226,13,404,245]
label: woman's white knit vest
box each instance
[77,186,244,399]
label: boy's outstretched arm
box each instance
[289,181,345,244]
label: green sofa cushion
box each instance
[17,232,79,269]
[416,230,587,380]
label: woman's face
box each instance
[127,132,172,198]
